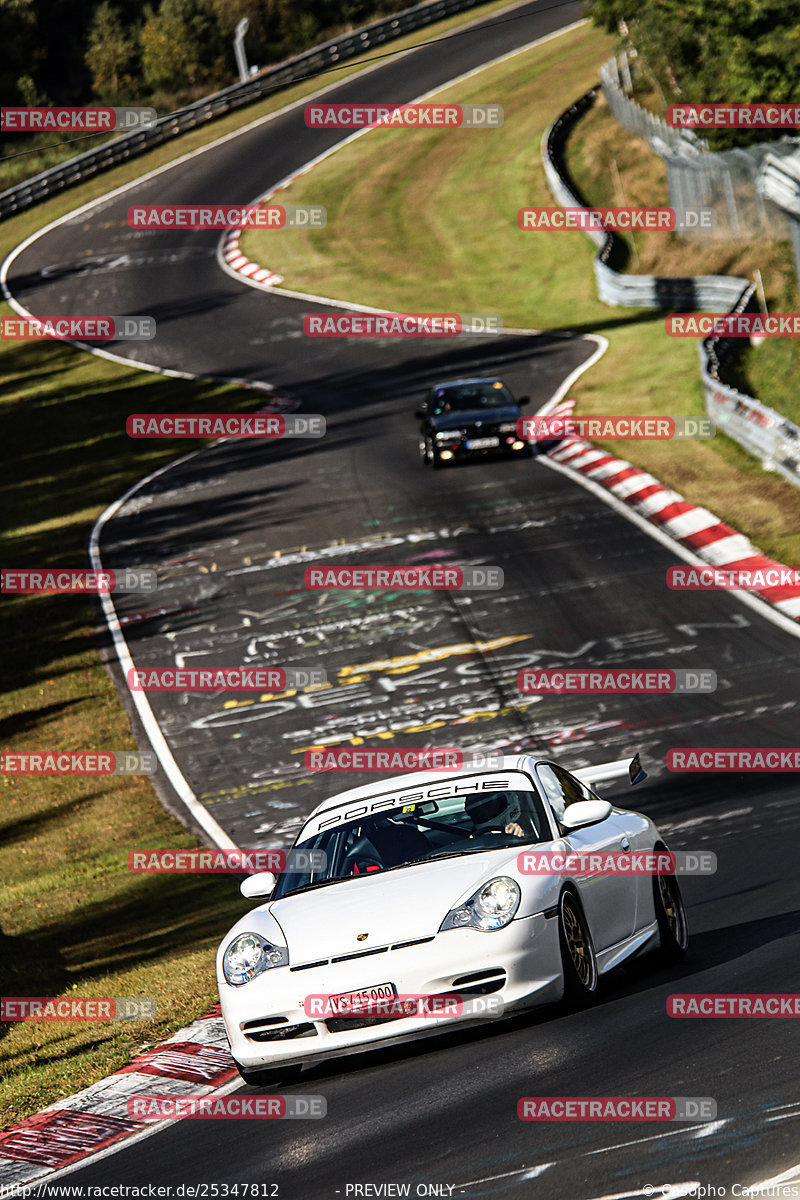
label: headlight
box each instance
[436,430,464,440]
[439,876,521,932]
[498,422,517,432]
[222,932,288,986]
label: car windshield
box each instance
[272,788,550,899]
[429,383,515,415]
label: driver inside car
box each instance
[465,792,525,838]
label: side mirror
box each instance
[414,408,427,419]
[560,800,612,830]
[517,396,530,406]
[240,871,276,899]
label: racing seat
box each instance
[342,835,383,875]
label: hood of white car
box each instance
[267,850,521,963]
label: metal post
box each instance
[234,18,251,85]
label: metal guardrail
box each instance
[542,88,800,490]
[0,0,485,221]
[699,284,800,487]
[542,90,751,310]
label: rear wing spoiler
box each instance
[573,753,647,788]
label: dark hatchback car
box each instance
[415,377,531,468]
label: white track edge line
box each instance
[87,453,238,848]
[541,455,800,640]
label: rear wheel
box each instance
[558,890,598,1007]
[654,869,689,962]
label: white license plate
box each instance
[327,982,397,1015]
[466,437,499,449]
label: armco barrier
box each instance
[0,0,485,221]
[541,89,751,311]
[542,88,800,490]
[700,332,800,487]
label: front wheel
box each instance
[558,890,598,1007]
[654,869,689,963]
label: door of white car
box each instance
[535,763,637,949]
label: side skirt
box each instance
[596,921,659,975]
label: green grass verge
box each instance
[240,22,800,567]
[0,339,254,1129]
[1,0,528,1128]
[734,328,800,428]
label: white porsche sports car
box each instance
[216,755,688,1085]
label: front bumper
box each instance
[219,912,562,1070]
[437,437,529,461]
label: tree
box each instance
[86,2,138,101]
[0,0,41,106]
[587,0,648,34]
[141,0,227,93]
[588,0,800,148]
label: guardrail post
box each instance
[234,18,252,84]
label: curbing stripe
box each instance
[0,1008,232,1183]
[583,456,626,479]
[631,489,682,516]
[660,508,721,539]
[541,432,800,617]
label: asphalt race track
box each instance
[4,0,800,1194]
